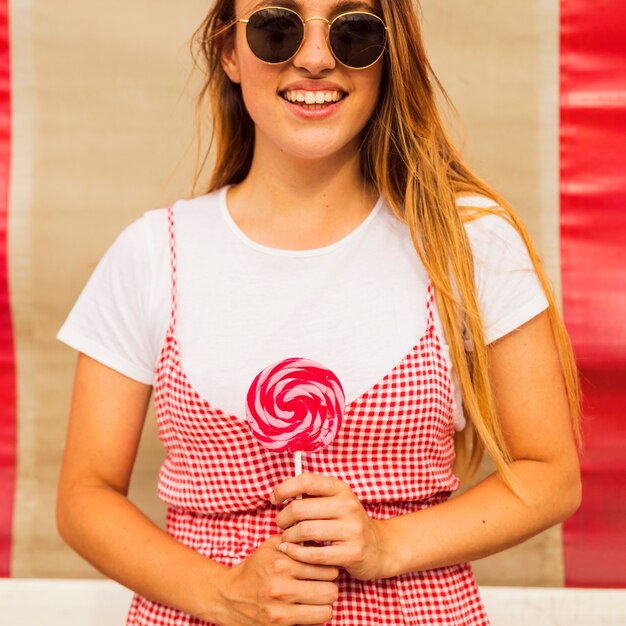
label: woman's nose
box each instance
[292,19,336,74]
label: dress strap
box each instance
[426,282,436,332]
[167,205,178,330]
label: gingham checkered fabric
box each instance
[126,206,490,625]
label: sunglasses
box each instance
[237,7,389,70]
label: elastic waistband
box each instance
[166,491,451,526]
[165,493,452,567]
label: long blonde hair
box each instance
[190,0,582,495]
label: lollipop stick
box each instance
[294,451,304,502]
[294,450,303,477]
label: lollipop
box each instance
[246,357,345,476]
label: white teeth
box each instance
[283,90,345,104]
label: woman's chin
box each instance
[253,125,361,166]
[277,136,360,164]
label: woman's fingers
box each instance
[286,604,334,626]
[266,535,340,579]
[239,601,334,626]
[272,473,347,504]
[275,494,346,530]
[278,579,339,605]
[281,519,348,545]
[278,542,342,567]
[218,537,338,625]
[293,561,340,581]
[271,474,387,580]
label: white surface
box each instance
[0,580,625,625]
[0,580,132,624]
[480,586,626,625]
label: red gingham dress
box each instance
[126,206,491,625]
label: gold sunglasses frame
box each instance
[238,6,390,70]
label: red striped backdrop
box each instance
[0,0,14,579]
[561,0,626,587]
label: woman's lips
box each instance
[280,94,348,120]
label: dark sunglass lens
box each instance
[246,8,303,63]
[330,13,386,68]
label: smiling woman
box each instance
[215,1,384,168]
[54,0,582,625]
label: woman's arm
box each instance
[273,310,582,579]
[57,353,339,625]
[56,353,228,616]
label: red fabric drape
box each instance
[561,0,626,587]
[0,0,14,578]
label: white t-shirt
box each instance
[57,186,549,431]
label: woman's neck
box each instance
[225,142,379,251]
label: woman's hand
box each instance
[272,473,388,581]
[208,535,339,626]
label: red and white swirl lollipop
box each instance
[246,357,345,476]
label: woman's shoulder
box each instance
[455,194,526,254]
[130,188,226,253]
[379,192,518,253]
[456,194,500,210]
[456,194,509,230]
[170,188,225,218]
[454,195,548,345]
[142,187,225,227]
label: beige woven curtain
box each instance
[7,0,560,584]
